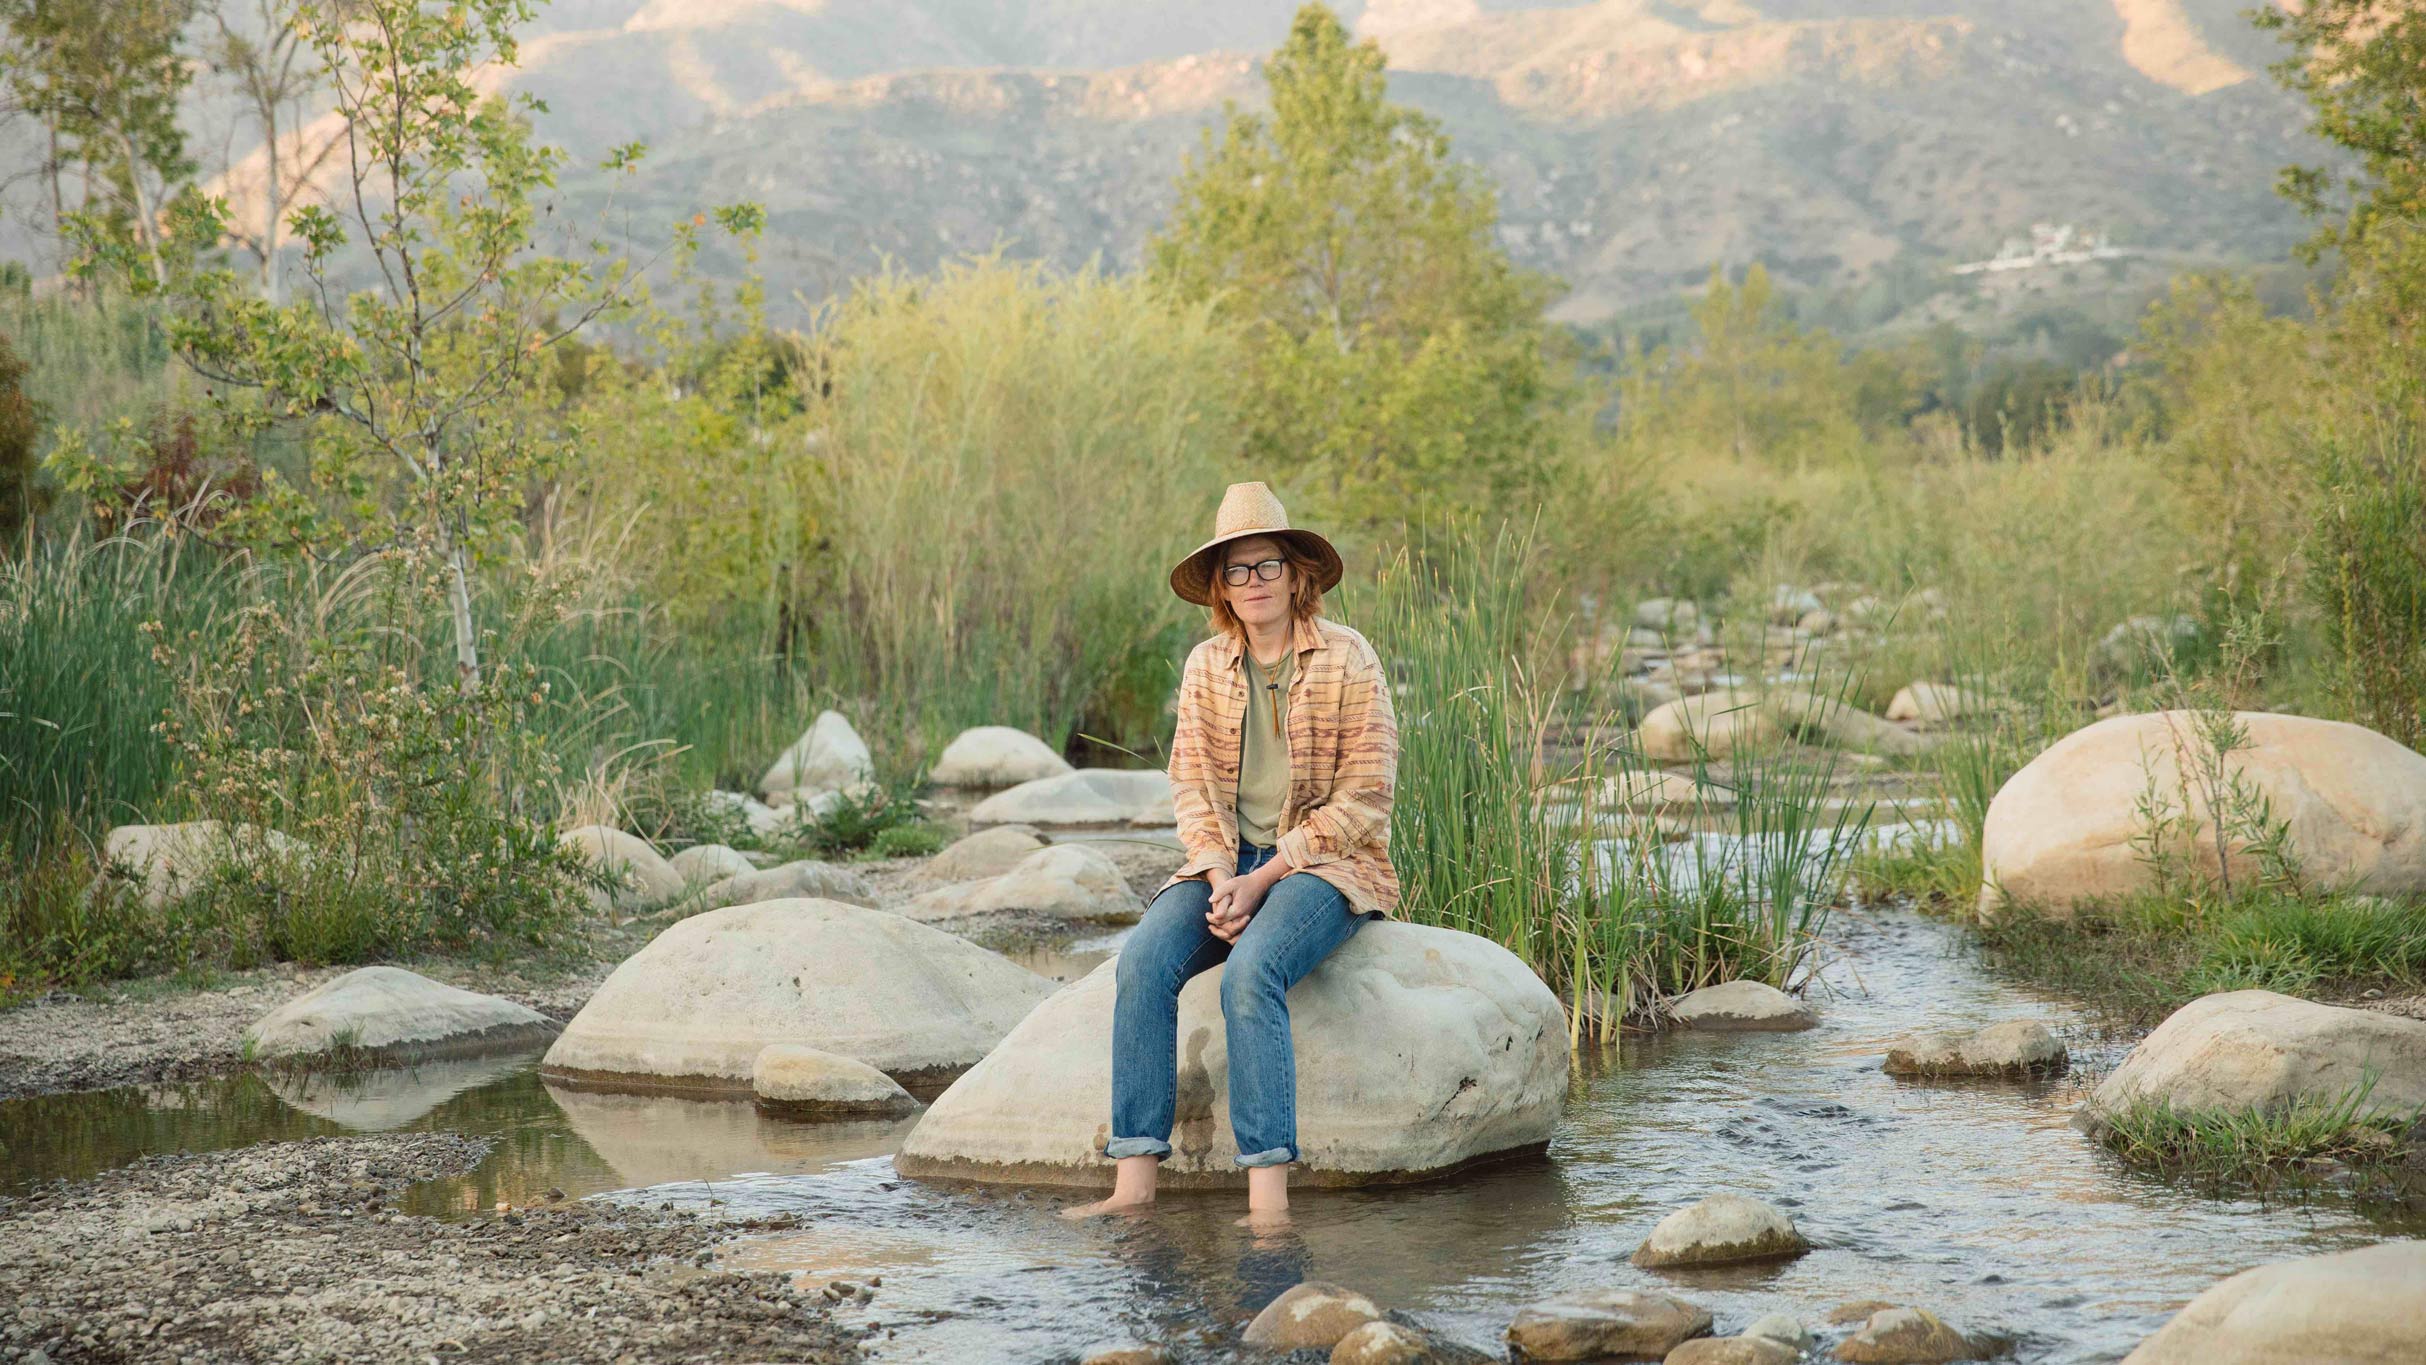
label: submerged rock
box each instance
[2120,1240,2426,1363]
[1242,1281,1384,1351]
[2078,990,2426,1136]
[924,825,1047,881]
[1670,981,1817,1033]
[1668,1337,1799,1365]
[1505,1287,1712,1361]
[1332,1320,1493,1364]
[931,725,1072,789]
[560,825,684,913]
[541,899,1054,1093]
[1742,1314,1812,1350]
[1078,1347,1175,1365]
[244,966,557,1062]
[751,1043,917,1119]
[1832,1307,1982,1364]
[901,843,1138,923]
[895,923,1566,1187]
[966,767,1175,827]
[1978,711,2426,920]
[1884,1019,2068,1078]
[1631,1193,1810,1268]
[758,708,874,805]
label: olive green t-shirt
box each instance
[1235,645,1295,848]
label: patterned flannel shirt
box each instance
[1153,612,1402,918]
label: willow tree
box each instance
[1147,2,1559,532]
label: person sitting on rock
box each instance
[1062,480,1400,1227]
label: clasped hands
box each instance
[1205,857,1289,944]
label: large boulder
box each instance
[901,844,1138,923]
[697,859,876,910]
[244,966,557,1062]
[930,726,1072,789]
[759,709,874,804]
[559,825,684,913]
[1636,689,1776,764]
[100,821,307,911]
[1979,711,2426,920]
[2120,1240,2426,1364]
[966,767,1175,827]
[2078,990,2426,1136]
[894,923,1566,1188]
[924,825,1046,881]
[540,900,1055,1093]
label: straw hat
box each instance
[1168,481,1344,607]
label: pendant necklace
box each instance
[1257,651,1287,739]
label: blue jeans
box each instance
[1105,837,1370,1168]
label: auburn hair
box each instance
[1206,535,1327,639]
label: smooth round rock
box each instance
[902,843,1138,922]
[895,923,1566,1188]
[925,825,1047,881]
[1832,1307,1980,1364]
[759,709,874,803]
[1886,682,1986,725]
[540,899,1054,1093]
[2120,1240,2426,1363]
[1884,1019,2068,1078]
[560,825,684,913]
[1243,1281,1384,1351]
[244,966,556,1061]
[751,1044,918,1119]
[1668,1337,1800,1365]
[1632,1194,1810,1268]
[101,821,307,911]
[2079,990,2426,1136]
[966,767,1175,827]
[1742,1313,1812,1349]
[1333,1320,1492,1364]
[1636,689,1776,764]
[697,858,876,910]
[1979,711,2426,920]
[931,725,1072,788]
[1506,1288,1713,1361]
[1671,981,1817,1033]
[668,843,756,885]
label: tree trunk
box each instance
[444,533,482,693]
[260,99,281,301]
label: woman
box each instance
[1063,480,1400,1226]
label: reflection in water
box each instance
[265,1051,536,1131]
[5,909,2421,1364]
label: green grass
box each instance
[2094,1075,2421,1197]
[1977,891,2426,1027]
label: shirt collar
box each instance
[1214,614,1322,665]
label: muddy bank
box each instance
[0,1131,861,1364]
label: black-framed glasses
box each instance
[1221,557,1286,587]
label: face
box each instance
[1215,534,1293,628]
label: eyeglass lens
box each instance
[1222,558,1285,586]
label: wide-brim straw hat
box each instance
[1168,481,1344,607]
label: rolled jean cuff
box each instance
[1233,1145,1295,1169]
[1103,1137,1172,1160]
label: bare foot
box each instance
[1232,1207,1292,1233]
[1060,1193,1154,1220]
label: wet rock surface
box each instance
[1631,1193,1809,1268]
[0,1131,860,1364]
[1883,1019,2067,1079]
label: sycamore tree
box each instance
[1147,2,1558,532]
[57,0,755,691]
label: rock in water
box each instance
[894,923,1565,1187]
[100,821,307,911]
[924,825,1047,881]
[759,709,874,804]
[901,843,1139,923]
[1330,1320,1493,1364]
[751,1043,918,1119]
[540,900,1054,1093]
[1078,1347,1175,1365]
[559,826,684,913]
[1884,1019,2067,1078]
[2120,1241,2426,1364]
[1978,711,2426,920]
[1670,981,1817,1032]
[931,725,1072,788]
[2077,990,2426,1136]
[667,844,755,885]
[244,966,557,1062]
[1668,1337,1800,1365]
[1832,1308,1981,1364]
[1631,1193,1810,1268]
[1504,1288,1712,1361]
[1242,1282,1383,1351]
[697,858,876,910]
[1742,1314,1812,1350]
[966,768,1175,827]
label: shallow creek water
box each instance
[5,907,2421,1362]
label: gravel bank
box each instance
[0,1131,862,1364]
